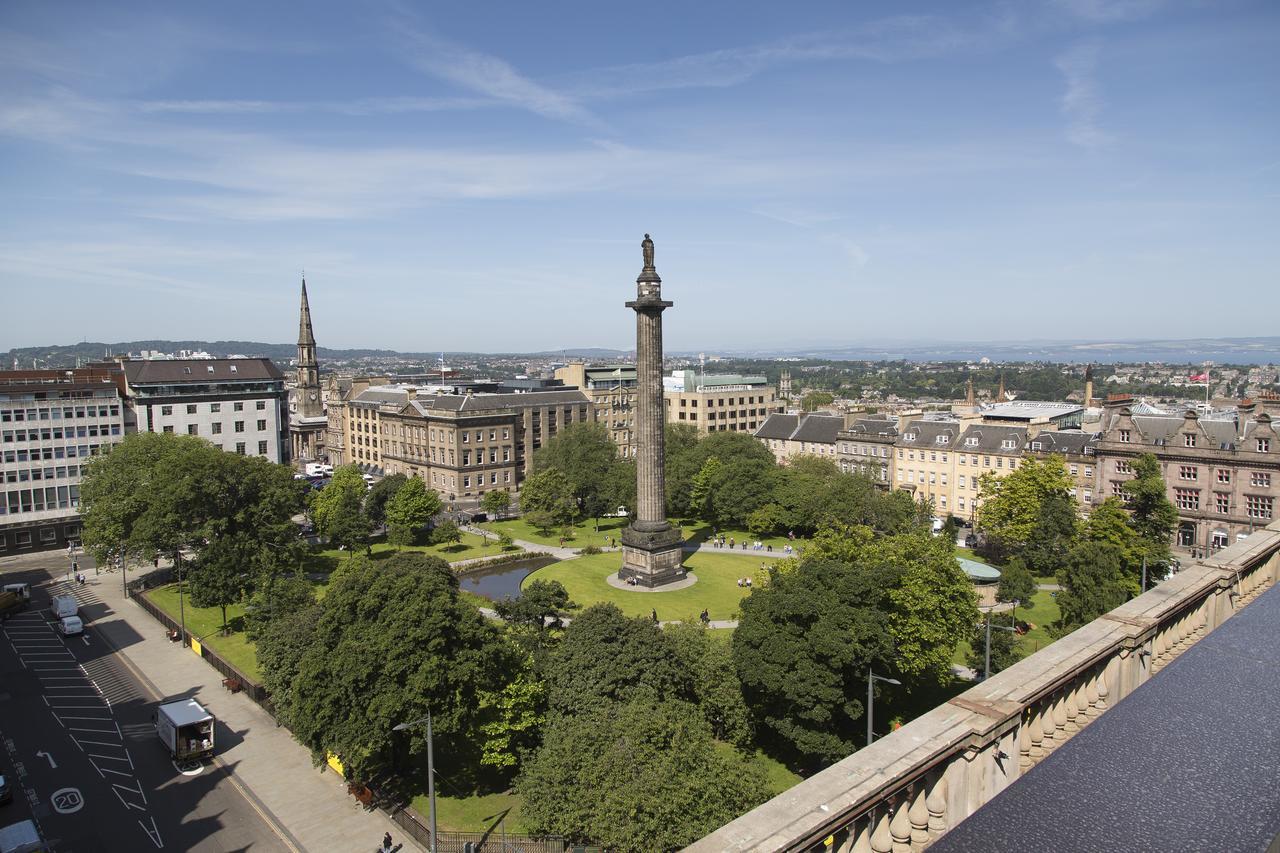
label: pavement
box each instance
[1,551,422,853]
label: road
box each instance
[0,568,288,852]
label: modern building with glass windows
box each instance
[0,366,128,553]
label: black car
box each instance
[0,767,12,805]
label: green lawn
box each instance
[303,532,510,573]
[480,516,630,549]
[144,584,264,682]
[524,551,775,623]
[415,790,527,834]
[679,521,798,552]
[1015,588,1060,654]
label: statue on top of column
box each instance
[642,233,654,269]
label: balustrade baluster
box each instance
[1064,683,1080,733]
[889,796,912,853]
[926,777,948,835]
[1040,700,1057,753]
[851,816,874,853]
[1052,693,1068,744]
[1019,716,1033,771]
[869,809,893,853]
[908,786,930,848]
[1028,707,1045,762]
[1085,669,1099,719]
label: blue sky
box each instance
[1,0,1277,353]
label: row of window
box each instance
[160,420,268,436]
[1,484,81,515]
[158,400,266,416]
[1171,489,1274,518]
[2,423,122,442]
[3,464,84,484]
[674,395,770,407]
[1117,427,1271,453]
[842,444,891,458]
[2,442,113,463]
[1,404,120,422]
[0,523,80,550]
[1175,465,1271,487]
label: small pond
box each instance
[458,556,560,601]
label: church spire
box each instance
[295,277,322,418]
[965,375,976,408]
[996,373,1007,403]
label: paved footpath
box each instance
[4,551,422,853]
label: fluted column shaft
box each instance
[628,291,671,532]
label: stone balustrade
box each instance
[687,520,1280,852]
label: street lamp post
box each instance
[394,712,437,853]
[984,612,1019,680]
[867,668,901,748]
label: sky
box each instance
[1,0,1277,354]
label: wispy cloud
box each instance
[1051,0,1164,23]
[565,13,1011,99]
[388,14,594,125]
[134,95,489,116]
[1054,41,1112,148]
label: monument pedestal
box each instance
[619,524,686,588]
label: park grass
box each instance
[415,790,528,834]
[479,516,630,549]
[303,532,508,573]
[1016,588,1061,655]
[679,521,797,552]
[524,551,774,623]
[144,584,264,682]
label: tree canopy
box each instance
[384,476,442,547]
[365,473,407,528]
[309,464,372,553]
[974,455,1075,558]
[277,552,520,789]
[1122,452,1178,573]
[517,697,770,852]
[532,423,631,521]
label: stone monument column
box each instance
[620,234,685,587]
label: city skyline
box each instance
[2,1,1278,351]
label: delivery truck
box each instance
[50,594,78,620]
[0,583,31,617]
[154,698,215,761]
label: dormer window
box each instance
[207,365,215,373]
[1259,438,1271,453]
[230,365,238,373]
[1119,429,1131,443]
[1030,441,1042,450]
[1001,439,1016,450]
[904,433,916,441]
[183,367,192,374]
[1184,433,1196,448]
[965,437,978,447]
[936,435,949,445]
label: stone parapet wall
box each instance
[688,520,1280,852]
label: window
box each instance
[1217,469,1231,484]
[1215,493,1231,514]
[212,423,222,434]
[256,401,266,410]
[1112,481,1126,496]
[1246,495,1273,519]
[1085,466,1093,478]
[257,419,266,431]
[187,424,198,435]
[983,456,991,467]
[161,405,173,415]
[1116,461,1132,475]
[211,403,221,413]
[1251,471,1272,488]
[958,497,966,511]
[462,432,468,443]
[234,421,245,433]
[1179,466,1198,480]
[1174,488,1200,510]
[1070,465,1079,476]
[234,402,244,412]
[1259,439,1272,452]
[235,442,246,455]
[958,475,966,489]
[1184,433,1197,448]
[1119,429,1130,443]
[258,440,268,455]
[1083,489,1092,502]
[162,425,174,434]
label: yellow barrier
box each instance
[326,751,344,776]
[190,637,202,657]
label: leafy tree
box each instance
[476,659,544,771]
[245,572,316,642]
[996,558,1037,611]
[1054,541,1129,635]
[497,531,515,550]
[533,423,625,523]
[736,529,977,767]
[520,467,578,530]
[663,423,703,516]
[385,476,442,548]
[365,473,407,528]
[310,465,371,554]
[975,455,1074,557]
[664,622,752,747]
[545,603,691,717]
[688,457,723,524]
[282,552,519,789]
[188,534,254,635]
[480,489,512,519]
[1021,490,1079,578]
[966,613,1021,676]
[429,519,462,547]
[494,579,577,631]
[257,601,323,722]
[747,503,788,538]
[1122,452,1178,575]
[734,558,896,766]
[800,391,835,411]
[518,697,769,852]
[1082,498,1145,593]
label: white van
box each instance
[58,615,84,636]
[0,819,44,853]
[50,594,78,619]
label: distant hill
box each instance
[5,337,1277,369]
